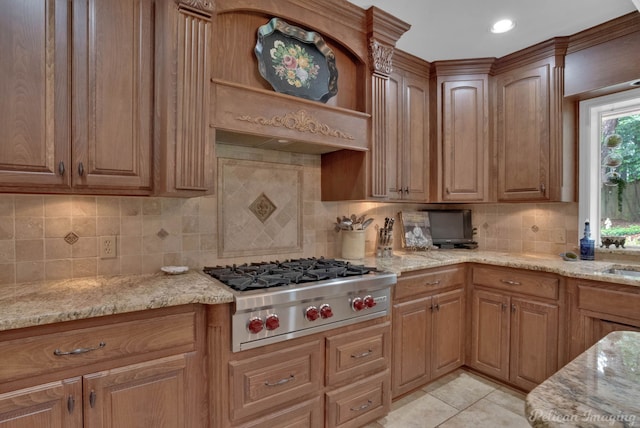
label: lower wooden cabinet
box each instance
[469,267,560,391]
[567,279,640,359]
[0,379,82,428]
[0,306,206,428]
[391,266,466,398]
[221,319,391,428]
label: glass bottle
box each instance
[579,220,595,261]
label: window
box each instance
[579,88,640,248]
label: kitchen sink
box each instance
[601,266,640,277]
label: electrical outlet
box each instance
[100,236,117,259]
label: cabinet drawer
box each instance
[0,311,196,384]
[473,266,558,300]
[325,370,390,428]
[578,285,640,321]
[229,340,323,422]
[326,322,390,387]
[238,397,323,428]
[395,266,465,300]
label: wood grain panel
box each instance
[473,266,559,300]
[0,0,70,190]
[0,378,81,428]
[238,397,323,428]
[0,312,196,384]
[404,75,429,201]
[391,297,431,396]
[470,289,510,381]
[509,298,558,390]
[394,265,466,301]
[72,0,153,192]
[326,322,390,387]
[578,285,640,321]
[432,288,465,378]
[325,370,389,428]
[175,8,211,191]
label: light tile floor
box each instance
[364,369,530,428]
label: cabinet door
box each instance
[469,289,510,380]
[496,64,550,201]
[391,297,432,397]
[0,378,81,428]
[440,79,488,201]
[386,71,403,200]
[72,0,153,193]
[510,298,559,390]
[83,355,188,428]
[402,75,429,202]
[0,0,70,191]
[432,288,465,378]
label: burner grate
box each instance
[203,257,377,292]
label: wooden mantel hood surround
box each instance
[210,0,410,155]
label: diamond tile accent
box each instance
[249,193,277,223]
[64,232,79,245]
[157,228,169,239]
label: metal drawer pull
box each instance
[425,280,441,286]
[53,341,106,356]
[265,374,295,387]
[351,349,373,359]
[500,279,521,286]
[89,390,96,408]
[67,395,75,414]
[58,161,65,176]
[351,400,372,412]
[77,162,84,176]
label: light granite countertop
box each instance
[0,250,638,333]
[365,249,640,287]
[525,331,640,427]
[0,270,234,332]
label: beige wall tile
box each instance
[120,255,142,275]
[121,197,142,216]
[72,196,97,217]
[142,254,163,274]
[45,217,72,238]
[16,261,45,283]
[143,235,163,254]
[0,195,14,216]
[98,258,121,276]
[72,217,97,237]
[14,195,43,217]
[15,218,43,239]
[96,217,120,236]
[121,217,142,236]
[46,260,73,281]
[44,195,72,217]
[142,198,162,216]
[73,258,97,278]
[72,237,97,258]
[16,240,44,262]
[0,263,15,285]
[45,238,72,260]
[0,240,15,263]
[97,197,120,217]
[120,236,142,256]
[0,217,14,240]
[182,216,199,233]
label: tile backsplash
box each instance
[0,145,580,286]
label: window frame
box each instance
[578,87,640,246]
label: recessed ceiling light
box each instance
[490,19,516,34]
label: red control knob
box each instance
[320,304,333,319]
[265,314,280,331]
[352,297,365,312]
[364,295,376,308]
[305,306,320,321]
[247,317,264,334]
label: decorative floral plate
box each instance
[254,17,338,103]
[161,266,189,275]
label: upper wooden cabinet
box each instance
[494,39,568,202]
[0,0,153,195]
[431,60,493,202]
[386,52,430,201]
[155,1,215,196]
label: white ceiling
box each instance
[347,0,638,62]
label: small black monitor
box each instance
[425,209,476,248]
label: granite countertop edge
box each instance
[1,250,639,333]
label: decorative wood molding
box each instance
[369,39,394,75]
[494,37,568,75]
[177,0,213,13]
[567,12,640,55]
[235,110,355,140]
[432,58,495,76]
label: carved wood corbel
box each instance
[369,38,394,76]
[176,0,214,13]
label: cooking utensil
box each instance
[362,218,374,229]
